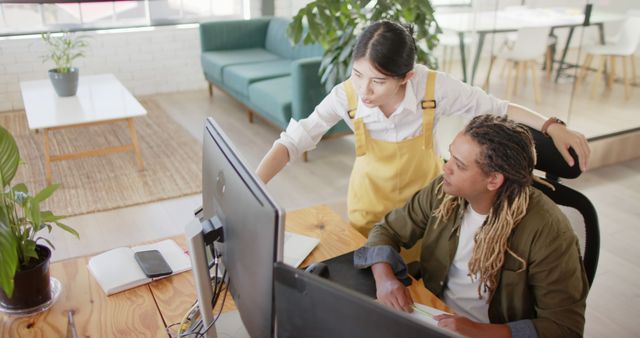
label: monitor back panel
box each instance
[274,263,460,338]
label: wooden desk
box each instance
[0,257,167,337]
[151,204,449,328]
[0,205,448,337]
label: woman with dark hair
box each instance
[256,20,590,238]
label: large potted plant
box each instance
[288,0,440,92]
[0,126,78,311]
[41,31,89,97]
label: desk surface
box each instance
[20,73,146,130]
[0,204,448,337]
[0,256,167,337]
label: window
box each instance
[0,0,246,36]
[431,0,472,7]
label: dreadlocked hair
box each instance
[433,114,536,300]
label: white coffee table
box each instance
[20,74,147,184]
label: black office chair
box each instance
[526,125,600,288]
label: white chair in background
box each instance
[438,31,473,74]
[502,32,557,80]
[483,27,551,103]
[576,16,640,99]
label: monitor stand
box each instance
[185,218,217,338]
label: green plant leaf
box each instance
[0,126,20,189]
[30,200,41,232]
[55,221,79,239]
[35,237,55,250]
[33,184,59,204]
[0,222,18,297]
[41,31,89,71]
[288,14,304,43]
[40,210,65,223]
[11,183,27,194]
[21,240,38,262]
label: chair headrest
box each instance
[522,125,582,179]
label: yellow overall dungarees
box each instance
[344,71,443,259]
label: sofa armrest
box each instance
[291,57,327,121]
[199,18,271,52]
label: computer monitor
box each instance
[185,117,284,338]
[274,262,462,338]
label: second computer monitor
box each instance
[274,262,461,338]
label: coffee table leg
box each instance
[127,118,144,170]
[43,128,53,185]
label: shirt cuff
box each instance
[353,245,408,280]
[507,320,538,338]
[275,119,317,162]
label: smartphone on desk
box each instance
[134,250,173,278]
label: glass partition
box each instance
[277,0,638,156]
[433,0,639,140]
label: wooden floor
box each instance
[28,86,640,337]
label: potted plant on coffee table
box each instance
[0,125,78,313]
[41,31,89,97]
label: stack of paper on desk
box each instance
[409,303,451,327]
[283,231,320,268]
[88,239,191,296]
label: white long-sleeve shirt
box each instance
[275,64,509,160]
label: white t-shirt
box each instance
[443,205,490,323]
[275,64,509,160]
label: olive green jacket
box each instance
[367,175,589,338]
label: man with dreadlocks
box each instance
[354,114,588,338]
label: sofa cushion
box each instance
[248,76,292,127]
[265,17,293,59]
[289,41,324,60]
[223,60,292,97]
[201,48,280,82]
[265,17,323,60]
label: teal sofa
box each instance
[199,17,349,138]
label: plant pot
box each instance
[0,245,52,310]
[48,68,79,97]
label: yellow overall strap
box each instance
[343,79,367,156]
[421,70,437,150]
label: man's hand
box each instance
[434,313,512,338]
[371,262,413,312]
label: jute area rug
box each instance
[1,99,202,217]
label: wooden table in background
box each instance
[19,74,146,184]
[0,204,448,337]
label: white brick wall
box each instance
[0,24,206,112]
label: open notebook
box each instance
[88,233,318,296]
[88,239,191,296]
[283,231,320,268]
